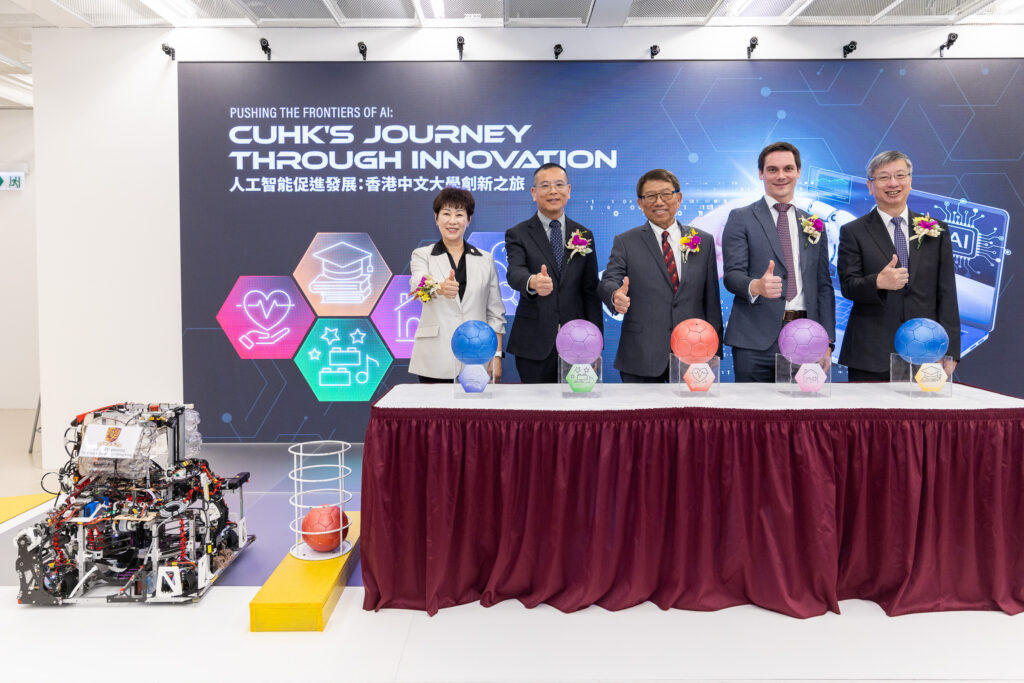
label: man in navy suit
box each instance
[838,150,960,381]
[599,169,722,383]
[722,141,836,382]
[505,163,603,383]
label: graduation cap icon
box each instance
[309,241,375,304]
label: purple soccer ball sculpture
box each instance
[555,319,603,365]
[778,318,830,364]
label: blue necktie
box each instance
[549,219,563,274]
[892,216,910,285]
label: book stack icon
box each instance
[308,241,374,304]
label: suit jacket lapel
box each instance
[795,208,816,293]
[526,215,561,280]
[431,250,464,312]
[866,209,896,262]
[754,200,786,270]
[641,224,675,291]
[907,210,922,287]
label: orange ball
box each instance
[301,505,349,552]
[670,319,719,364]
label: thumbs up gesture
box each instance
[612,276,631,314]
[753,260,783,299]
[876,254,909,290]
[440,268,459,298]
[530,264,554,296]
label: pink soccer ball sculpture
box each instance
[778,319,830,364]
[671,318,719,364]
[555,319,603,365]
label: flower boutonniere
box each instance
[909,214,944,248]
[413,275,440,302]
[679,228,701,263]
[566,230,593,261]
[799,214,825,247]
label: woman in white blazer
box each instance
[409,187,506,382]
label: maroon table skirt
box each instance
[361,405,1024,617]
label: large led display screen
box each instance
[180,60,1023,441]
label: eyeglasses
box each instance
[639,190,679,203]
[534,181,568,191]
[869,172,912,183]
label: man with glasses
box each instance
[505,163,603,383]
[837,150,960,381]
[722,141,835,382]
[599,169,722,383]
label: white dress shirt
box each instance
[875,206,911,250]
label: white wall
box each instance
[0,108,38,409]
[32,25,1024,467]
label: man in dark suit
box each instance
[838,150,960,381]
[599,169,723,383]
[505,163,603,383]
[722,141,836,382]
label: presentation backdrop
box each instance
[179,60,1023,441]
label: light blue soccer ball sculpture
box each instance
[894,318,949,364]
[451,320,498,365]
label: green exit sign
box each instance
[0,172,25,191]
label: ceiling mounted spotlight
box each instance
[358,41,367,61]
[939,32,958,58]
[843,41,857,59]
[554,44,563,60]
[650,45,660,59]
[457,35,465,61]
[260,37,271,61]
[747,36,758,59]
[161,43,175,61]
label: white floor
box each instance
[2,577,1024,682]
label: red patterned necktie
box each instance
[774,203,797,301]
[661,229,679,293]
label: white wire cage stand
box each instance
[287,440,353,561]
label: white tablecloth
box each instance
[375,382,1024,412]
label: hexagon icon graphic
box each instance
[293,233,392,316]
[295,318,393,402]
[467,231,519,317]
[371,275,421,360]
[216,275,314,359]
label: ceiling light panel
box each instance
[235,0,335,23]
[422,0,501,20]
[331,0,418,20]
[506,0,593,24]
[626,0,720,24]
[713,0,796,16]
[52,0,169,26]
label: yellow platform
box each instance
[249,511,361,632]
[0,493,55,524]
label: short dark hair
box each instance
[758,141,801,171]
[636,169,680,198]
[867,150,913,179]
[432,186,475,218]
[533,163,568,184]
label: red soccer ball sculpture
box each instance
[670,318,719,365]
[301,505,349,553]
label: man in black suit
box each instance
[599,169,722,383]
[505,163,603,383]
[837,150,960,381]
[722,141,835,382]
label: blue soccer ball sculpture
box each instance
[894,318,949,364]
[451,320,498,365]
